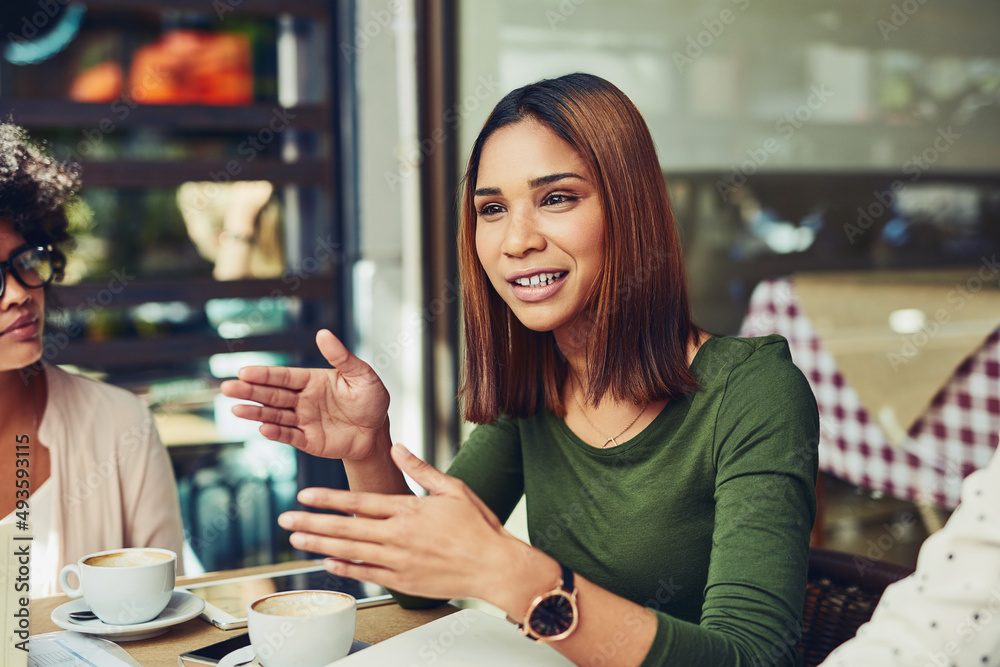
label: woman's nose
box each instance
[500,207,546,258]
[0,269,32,308]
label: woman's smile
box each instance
[506,268,569,302]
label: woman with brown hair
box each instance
[222,73,818,666]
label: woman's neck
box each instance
[554,329,593,398]
[558,327,710,406]
[0,366,44,426]
[0,364,52,517]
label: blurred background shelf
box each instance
[79,0,329,18]
[0,101,326,130]
[71,159,330,187]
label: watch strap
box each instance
[558,562,575,593]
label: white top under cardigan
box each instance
[33,364,185,596]
[2,478,55,596]
[820,441,1000,666]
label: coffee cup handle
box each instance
[59,564,84,598]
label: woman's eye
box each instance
[543,193,576,206]
[478,203,504,217]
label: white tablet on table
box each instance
[178,563,393,630]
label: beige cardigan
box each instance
[39,364,185,593]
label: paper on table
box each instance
[28,632,141,667]
[333,608,574,666]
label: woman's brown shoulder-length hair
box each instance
[458,73,698,424]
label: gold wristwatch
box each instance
[518,563,579,642]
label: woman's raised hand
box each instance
[220,329,390,462]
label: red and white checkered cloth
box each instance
[739,277,1000,509]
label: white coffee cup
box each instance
[248,590,357,667]
[59,547,176,625]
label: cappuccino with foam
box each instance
[252,590,354,616]
[85,550,173,568]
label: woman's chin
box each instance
[509,311,564,334]
[504,300,590,340]
[0,344,44,374]
[517,320,556,333]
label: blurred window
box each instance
[457,0,1000,334]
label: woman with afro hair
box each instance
[0,122,184,596]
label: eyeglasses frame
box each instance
[0,243,56,300]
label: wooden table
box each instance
[30,560,458,666]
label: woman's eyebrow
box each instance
[474,172,585,197]
[529,172,584,188]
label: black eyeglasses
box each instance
[0,244,55,299]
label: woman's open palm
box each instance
[220,329,390,461]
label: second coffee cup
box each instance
[248,590,357,667]
[59,547,176,625]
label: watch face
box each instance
[529,593,574,637]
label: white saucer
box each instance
[51,590,206,641]
[219,640,371,667]
[219,645,258,667]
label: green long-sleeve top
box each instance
[407,334,819,666]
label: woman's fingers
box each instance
[390,444,454,496]
[221,379,301,410]
[289,536,405,588]
[279,509,390,540]
[257,423,306,449]
[323,559,395,590]
[279,511,404,570]
[229,404,305,447]
[316,329,376,381]
[390,445,502,528]
[230,403,298,427]
[294,488,418,519]
[288,533,392,568]
[218,378,248,400]
[287,526,387,557]
[235,364,312,391]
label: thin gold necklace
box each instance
[572,385,647,448]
